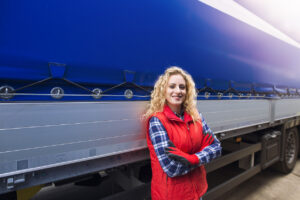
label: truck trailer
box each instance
[1,0,300,199]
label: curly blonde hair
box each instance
[145,66,200,122]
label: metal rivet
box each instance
[92,88,102,99]
[204,92,210,99]
[217,92,223,99]
[124,89,133,99]
[50,87,64,99]
[0,86,14,99]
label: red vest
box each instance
[146,105,208,200]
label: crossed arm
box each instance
[148,114,222,178]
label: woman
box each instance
[145,66,222,200]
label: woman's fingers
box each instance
[167,140,176,147]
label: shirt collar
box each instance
[163,104,193,123]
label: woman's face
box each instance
[165,74,186,112]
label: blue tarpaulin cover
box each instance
[1,0,300,101]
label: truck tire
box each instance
[298,127,300,158]
[277,128,299,174]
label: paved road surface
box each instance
[220,159,300,200]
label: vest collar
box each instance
[163,104,193,123]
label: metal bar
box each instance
[270,100,275,123]
[1,93,150,97]
[12,77,52,92]
[250,152,255,167]
[101,82,126,94]
[130,82,151,94]
[62,78,94,94]
[0,149,149,194]
[0,146,148,179]
[205,143,261,173]
[203,165,261,200]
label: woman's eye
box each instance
[169,85,175,89]
[179,85,186,90]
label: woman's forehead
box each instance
[168,74,186,84]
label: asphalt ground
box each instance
[220,159,300,200]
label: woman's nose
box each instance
[174,86,181,93]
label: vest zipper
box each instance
[186,122,189,131]
[166,176,168,199]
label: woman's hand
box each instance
[164,141,199,165]
[200,133,214,151]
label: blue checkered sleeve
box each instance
[195,113,222,165]
[148,117,192,177]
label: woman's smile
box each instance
[172,95,183,101]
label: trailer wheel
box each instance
[298,127,300,158]
[277,128,299,174]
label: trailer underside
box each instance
[1,99,300,199]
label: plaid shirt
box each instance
[148,113,222,177]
